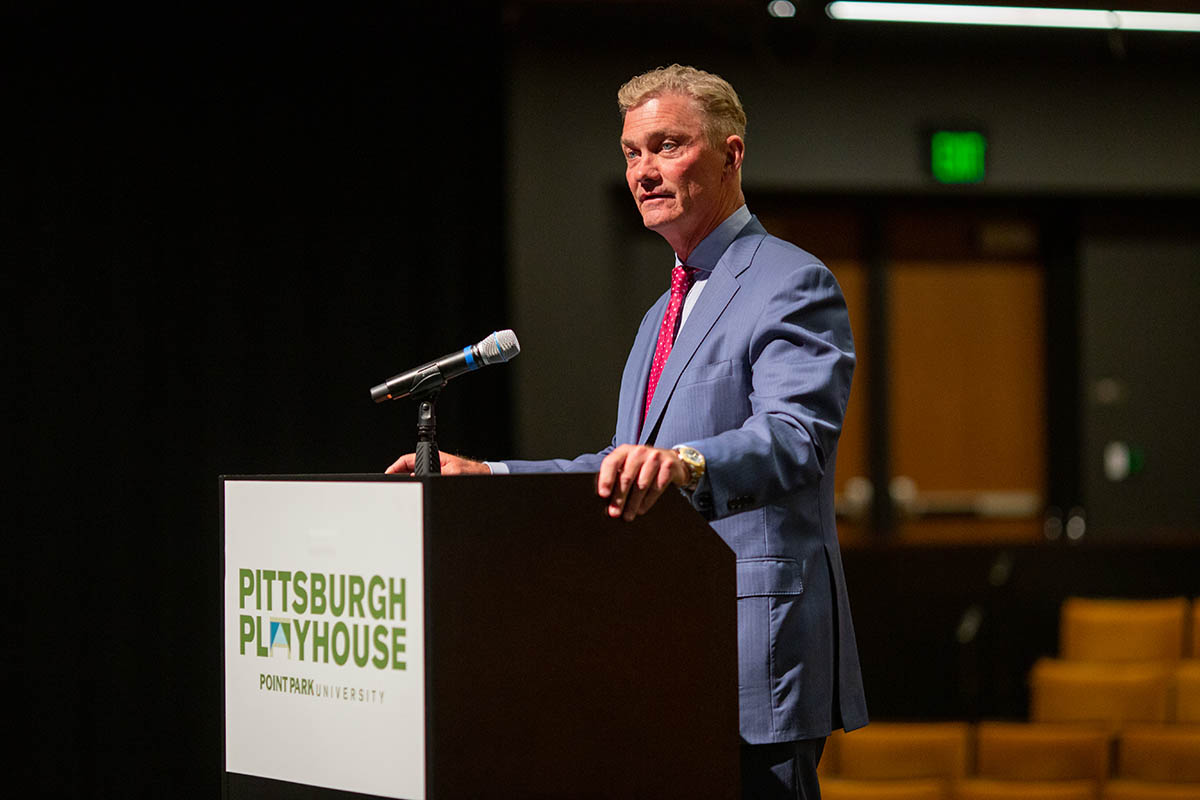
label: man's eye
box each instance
[661,141,678,152]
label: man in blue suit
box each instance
[389,64,867,798]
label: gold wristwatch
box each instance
[673,445,706,492]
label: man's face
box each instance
[621,93,736,253]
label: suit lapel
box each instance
[638,221,767,444]
[622,295,667,445]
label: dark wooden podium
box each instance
[223,473,738,799]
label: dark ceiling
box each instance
[502,0,1200,68]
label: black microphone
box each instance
[370,329,520,403]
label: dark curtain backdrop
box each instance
[8,5,508,794]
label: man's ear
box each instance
[724,135,745,175]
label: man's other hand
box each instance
[597,444,689,522]
[385,452,491,475]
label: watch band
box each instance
[673,445,706,492]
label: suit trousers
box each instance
[740,738,827,800]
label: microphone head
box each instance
[476,329,520,365]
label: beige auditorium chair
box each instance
[1101,725,1200,800]
[954,779,1100,800]
[1102,781,1200,800]
[835,722,971,780]
[819,722,970,800]
[973,721,1111,781]
[953,721,1109,800]
[1060,597,1189,662]
[1116,725,1200,782]
[1192,598,1200,658]
[1030,658,1172,729]
[1176,661,1200,723]
[823,777,953,800]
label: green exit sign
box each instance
[930,130,987,184]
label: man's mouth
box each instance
[641,193,672,203]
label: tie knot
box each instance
[671,265,697,295]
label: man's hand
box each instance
[385,452,491,475]
[597,444,689,522]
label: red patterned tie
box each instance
[643,265,697,425]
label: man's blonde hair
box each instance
[618,64,747,148]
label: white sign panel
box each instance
[224,480,425,799]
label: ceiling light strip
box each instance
[824,2,1200,32]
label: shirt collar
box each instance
[674,204,751,273]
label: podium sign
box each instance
[223,479,426,799]
[222,473,739,799]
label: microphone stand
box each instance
[413,390,441,476]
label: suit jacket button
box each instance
[728,495,754,511]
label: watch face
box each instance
[675,446,703,490]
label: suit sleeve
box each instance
[682,258,854,521]
[502,446,613,474]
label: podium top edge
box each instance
[218,472,600,481]
[220,473,415,482]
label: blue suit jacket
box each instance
[505,216,868,743]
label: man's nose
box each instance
[632,154,661,184]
